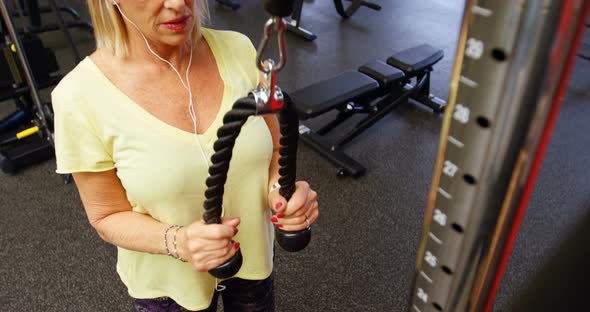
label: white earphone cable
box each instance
[115,4,211,170]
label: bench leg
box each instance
[285,0,317,41]
[335,0,381,18]
[299,125,366,177]
[410,71,446,113]
[286,23,317,41]
[413,94,446,113]
[316,110,355,135]
[334,87,409,149]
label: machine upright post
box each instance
[407,1,589,311]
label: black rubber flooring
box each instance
[0,0,588,311]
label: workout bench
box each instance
[290,44,446,177]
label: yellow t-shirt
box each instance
[52,28,274,310]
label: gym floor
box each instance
[1,0,589,311]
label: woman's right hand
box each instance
[176,217,241,272]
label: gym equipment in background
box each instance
[407,1,589,311]
[286,0,382,41]
[215,0,381,41]
[15,0,93,35]
[10,0,93,63]
[203,0,311,279]
[285,0,316,41]
[0,0,92,176]
[213,0,318,41]
[290,44,446,177]
[333,0,381,19]
[0,125,54,175]
[215,0,240,11]
[1,2,54,175]
[0,32,62,102]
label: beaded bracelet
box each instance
[164,225,175,257]
[173,225,187,262]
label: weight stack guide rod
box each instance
[407,1,588,312]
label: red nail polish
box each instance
[277,224,283,228]
[271,216,278,223]
[234,242,240,250]
[275,202,283,210]
[276,213,285,218]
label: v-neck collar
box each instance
[84,28,230,144]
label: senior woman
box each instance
[51,0,319,311]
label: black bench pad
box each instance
[359,60,405,89]
[387,44,443,77]
[290,70,379,119]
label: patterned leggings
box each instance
[133,273,275,312]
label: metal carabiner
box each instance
[252,59,284,114]
[256,16,287,74]
[252,16,287,114]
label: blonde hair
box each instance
[87,0,210,58]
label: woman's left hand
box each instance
[268,181,319,231]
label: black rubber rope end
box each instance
[275,227,312,252]
[208,249,243,279]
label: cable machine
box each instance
[407,0,589,311]
[0,0,91,177]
